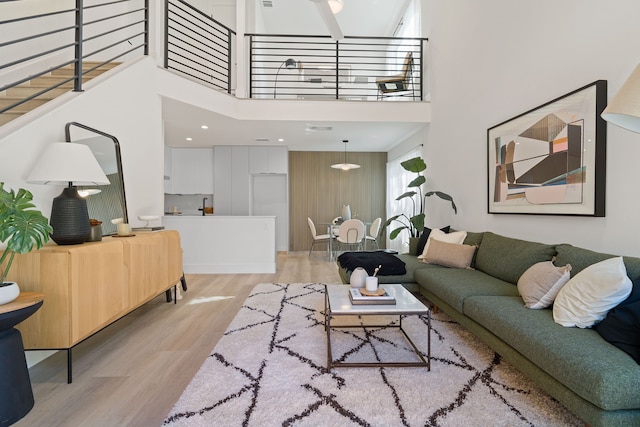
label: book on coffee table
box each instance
[349,288,396,305]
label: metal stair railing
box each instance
[0,0,149,123]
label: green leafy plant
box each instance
[0,183,52,284]
[384,156,457,240]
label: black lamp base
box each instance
[50,187,90,245]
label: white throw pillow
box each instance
[553,257,632,328]
[517,261,572,309]
[418,229,467,260]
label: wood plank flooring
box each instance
[15,251,341,427]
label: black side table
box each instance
[0,292,44,426]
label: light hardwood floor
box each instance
[15,251,341,427]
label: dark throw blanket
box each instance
[337,251,407,276]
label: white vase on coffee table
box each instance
[350,267,367,289]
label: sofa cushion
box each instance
[415,225,450,256]
[462,231,484,247]
[415,267,518,313]
[424,239,476,269]
[474,232,557,285]
[463,295,640,410]
[553,257,632,328]
[555,243,640,283]
[517,261,572,309]
[462,231,484,268]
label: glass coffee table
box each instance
[324,284,430,370]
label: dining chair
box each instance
[335,218,366,254]
[307,217,332,257]
[375,51,416,100]
[365,217,382,250]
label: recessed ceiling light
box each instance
[278,138,284,142]
[201,125,208,129]
[186,137,192,141]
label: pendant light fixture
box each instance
[331,139,360,171]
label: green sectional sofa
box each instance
[337,231,640,427]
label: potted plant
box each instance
[0,183,52,304]
[384,157,457,252]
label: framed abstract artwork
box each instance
[487,80,607,216]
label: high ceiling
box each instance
[163,0,425,152]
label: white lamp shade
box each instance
[27,142,110,186]
[601,64,640,133]
[331,163,361,170]
[328,0,343,14]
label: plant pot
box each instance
[409,237,420,256]
[0,282,20,305]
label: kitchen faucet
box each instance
[198,197,208,216]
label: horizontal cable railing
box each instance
[0,0,148,121]
[165,0,235,94]
[248,34,427,102]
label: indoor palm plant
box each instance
[0,183,52,304]
[385,156,457,243]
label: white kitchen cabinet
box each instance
[170,148,214,194]
[164,145,173,193]
[214,146,250,215]
[249,146,288,174]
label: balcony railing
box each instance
[165,0,235,94]
[0,0,149,119]
[163,2,427,102]
[0,0,428,126]
[248,34,427,101]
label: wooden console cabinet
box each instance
[5,230,183,382]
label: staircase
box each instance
[0,62,120,126]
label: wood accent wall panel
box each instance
[289,151,387,252]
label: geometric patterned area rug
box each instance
[163,283,582,426]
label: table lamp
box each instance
[27,142,109,245]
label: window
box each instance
[386,146,421,253]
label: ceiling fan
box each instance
[308,0,344,40]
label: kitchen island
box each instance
[163,215,276,274]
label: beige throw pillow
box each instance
[517,261,572,309]
[418,229,467,259]
[423,239,477,269]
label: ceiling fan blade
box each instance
[309,0,344,40]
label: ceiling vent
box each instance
[306,125,333,132]
[262,0,273,7]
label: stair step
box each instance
[0,113,21,126]
[5,86,70,98]
[50,68,117,78]
[0,97,49,110]
[51,62,121,76]
[1,61,120,126]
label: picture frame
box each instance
[487,80,607,216]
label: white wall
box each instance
[0,57,164,230]
[426,0,640,256]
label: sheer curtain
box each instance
[386,146,422,253]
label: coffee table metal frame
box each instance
[324,284,430,370]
